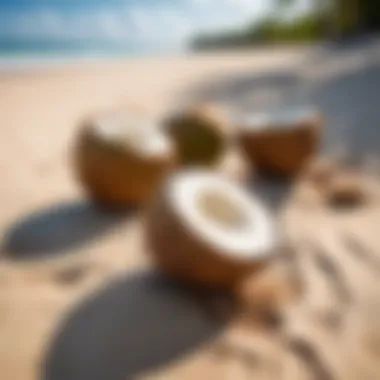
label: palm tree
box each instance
[274,0,364,38]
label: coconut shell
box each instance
[74,120,176,208]
[145,176,273,290]
[164,104,229,167]
[237,111,324,178]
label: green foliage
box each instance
[191,14,325,50]
[336,0,380,35]
[253,15,324,43]
[191,29,251,50]
[191,0,380,50]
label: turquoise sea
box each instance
[0,39,183,71]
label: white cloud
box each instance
[0,0,271,47]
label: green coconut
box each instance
[164,104,230,167]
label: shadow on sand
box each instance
[2,201,135,261]
[43,271,229,380]
[249,176,295,213]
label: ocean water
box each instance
[0,40,183,71]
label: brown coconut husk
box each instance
[145,174,274,290]
[237,109,324,179]
[163,104,230,167]
[74,117,177,209]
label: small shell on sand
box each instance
[326,172,369,208]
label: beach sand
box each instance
[0,42,379,380]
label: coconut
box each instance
[236,107,324,178]
[73,111,176,208]
[145,171,276,289]
[163,104,229,167]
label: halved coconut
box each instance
[236,106,324,178]
[74,111,176,208]
[163,104,230,167]
[145,171,276,289]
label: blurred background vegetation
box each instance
[191,0,380,50]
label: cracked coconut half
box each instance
[236,106,324,178]
[74,111,176,208]
[145,171,277,289]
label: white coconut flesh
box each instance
[94,115,172,158]
[237,106,319,132]
[170,172,275,261]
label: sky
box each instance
[0,0,312,48]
